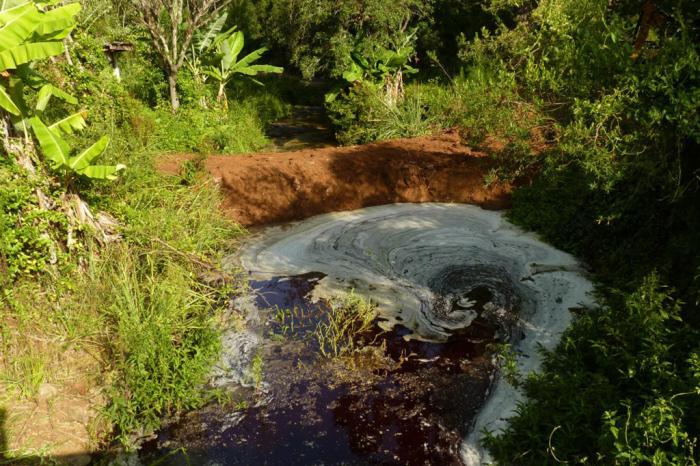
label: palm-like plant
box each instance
[0,0,123,181]
[0,1,81,120]
[202,28,283,109]
[30,117,124,181]
[326,34,418,106]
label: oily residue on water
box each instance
[141,203,594,466]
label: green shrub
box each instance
[235,0,433,79]
[99,247,223,444]
[133,104,266,153]
[484,275,700,465]
[0,159,69,285]
[326,63,543,152]
[83,164,244,445]
[327,82,437,145]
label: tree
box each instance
[132,0,232,112]
[233,0,431,80]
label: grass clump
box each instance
[327,83,438,145]
[86,158,244,444]
[94,247,223,444]
[131,99,286,155]
[249,352,265,390]
[315,291,377,359]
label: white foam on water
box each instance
[235,203,596,465]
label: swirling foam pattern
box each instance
[236,203,595,465]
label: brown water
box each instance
[140,271,509,466]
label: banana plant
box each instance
[341,47,417,85]
[185,13,229,86]
[29,116,125,180]
[0,1,81,120]
[0,1,124,181]
[325,36,418,105]
[202,29,283,109]
[184,12,229,108]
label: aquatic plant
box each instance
[250,352,264,389]
[314,291,377,359]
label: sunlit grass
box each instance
[314,291,377,359]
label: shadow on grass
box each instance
[0,407,191,465]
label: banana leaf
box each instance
[196,12,227,52]
[0,85,20,114]
[48,111,87,135]
[67,135,109,171]
[35,83,77,111]
[0,2,39,51]
[0,41,63,70]
[77,163,125,180]
[29,115,70,168]
[32,2,79,40]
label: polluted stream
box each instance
[141,203,594,465]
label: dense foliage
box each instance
[1,0,699,462]
[0,0,286,454]
[235,0,432,79]
[459,0,700,463]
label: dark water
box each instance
[140,272,510,466]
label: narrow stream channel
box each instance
[141,203,594,466]
[265,105,336,151]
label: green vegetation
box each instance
[1,0,699,462]
[462,0,700,463]
[245,0,700,462]
[202,27,283,107]
[249,351,264,390]
[0,0,282,456]
[485,274,700,464]
[315,291,377,359]
[235,0,433,80]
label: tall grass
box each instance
[88,246,222,444]
[84,151,245,444]
[1,127,247,450]
[326,67,542,156]
[315,292,377,358]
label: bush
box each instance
[0,158,69,285]
[98,246,224,444]
[327,82,444,145]
[484,275,700,465]
[83,157,245,445]
[453,0,700,462]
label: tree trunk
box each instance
[168,70,180,112]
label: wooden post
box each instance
[103,42,134,81]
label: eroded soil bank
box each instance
[158,131,511,226]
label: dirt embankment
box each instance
[158,131,511,227]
